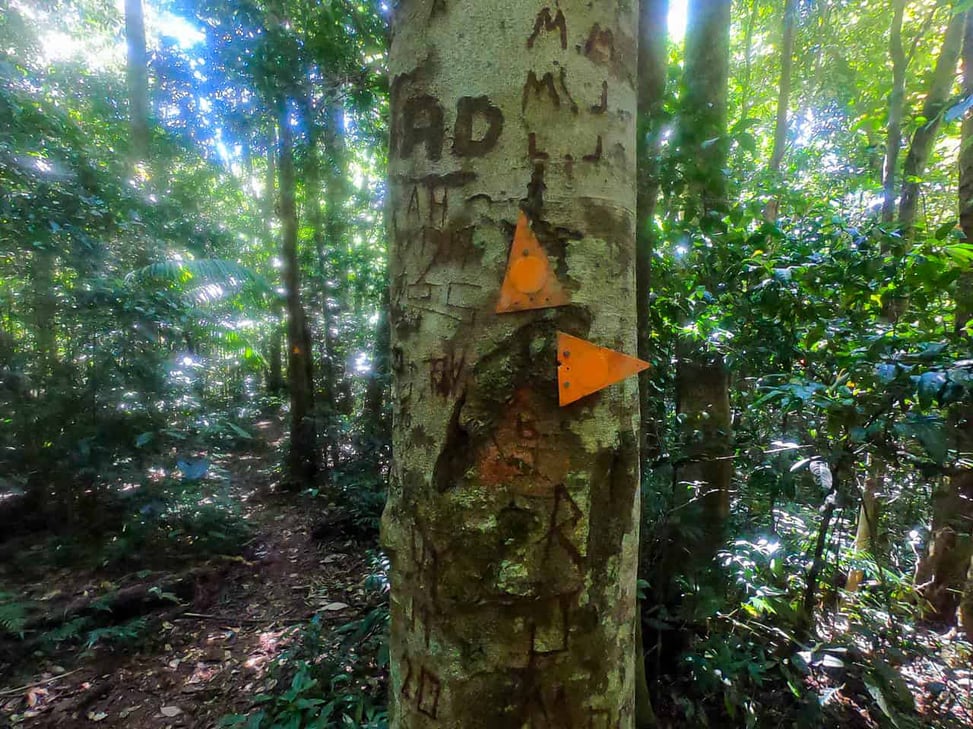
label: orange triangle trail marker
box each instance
[496,212,570,314]
[557,332,650,407]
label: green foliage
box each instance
[220,603,389,729]
[0,590,29,638]
[97,476,252,569]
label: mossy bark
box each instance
[382,2,640,726]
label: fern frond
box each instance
[42,617,89,646]
[0,599,27,637]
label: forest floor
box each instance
[1,426,971,728]
[0,421,384,729]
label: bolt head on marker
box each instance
[557,332,650,406]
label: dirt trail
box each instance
[0,423,375,728]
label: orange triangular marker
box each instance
[496,212,570,313]
[557,332,650,406]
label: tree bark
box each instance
[31,247,56,380]
[845,468,881,594]
[675,354,732,561]
[124,0,150,165]
[635,6,668,723]
[277,108,319,486]
[362,291,391,453]
[764,0,797,222]
[915,7,973,632]
[382,2,641,726]
[680,0,731,220]
[637,0,669,465]
[881,0,908,224]
[266,323,285,395]
[898,7,965,235]
[265,125,277,226]
[673,0,733,569]
[304,94,343,474]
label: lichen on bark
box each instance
[381,2,640,726]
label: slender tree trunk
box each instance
[321,101,355,412]
[898,7,965,235]
[961,556,973,640]
[915,8,973,632]
[264,127,285,400]
[637,0,669,464]
[635,6,668,723]
[675,354,732,560]
[674,0,733,567]
[266,323,285,395]
[739,0,758,123]
[382,2,641,725]
[31,247,56,380]
[304,94,343,474]
[362,291,391,453]
[882,0,908,223]
[124,0,150,165]
[277,106,319,486]
[265,125,277,226]
[764,0,797,222]
[846,468,881,594]
[680,0,731,220]
[799,489,837,640]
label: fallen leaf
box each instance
[321,602,350,612]
[160,705,183,717]
[87,711,108,722]
[119,705,142,718]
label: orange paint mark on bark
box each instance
[475,388,569,491]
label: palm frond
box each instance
[127,259,275,306]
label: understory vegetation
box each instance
[1,0,972,727]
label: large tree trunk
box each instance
[764,0,797,223]
[124,0,150,165]
[674,0,733,567]
[277,108,319,486]
[882,0,908,223]
[381,1,641,726]
[898,7,965,234]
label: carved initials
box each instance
[453,96,504,158]
[523,69,578,114]
[400,95,444,160]
[528,8,567,50]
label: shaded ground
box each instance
[0,422,380,728]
